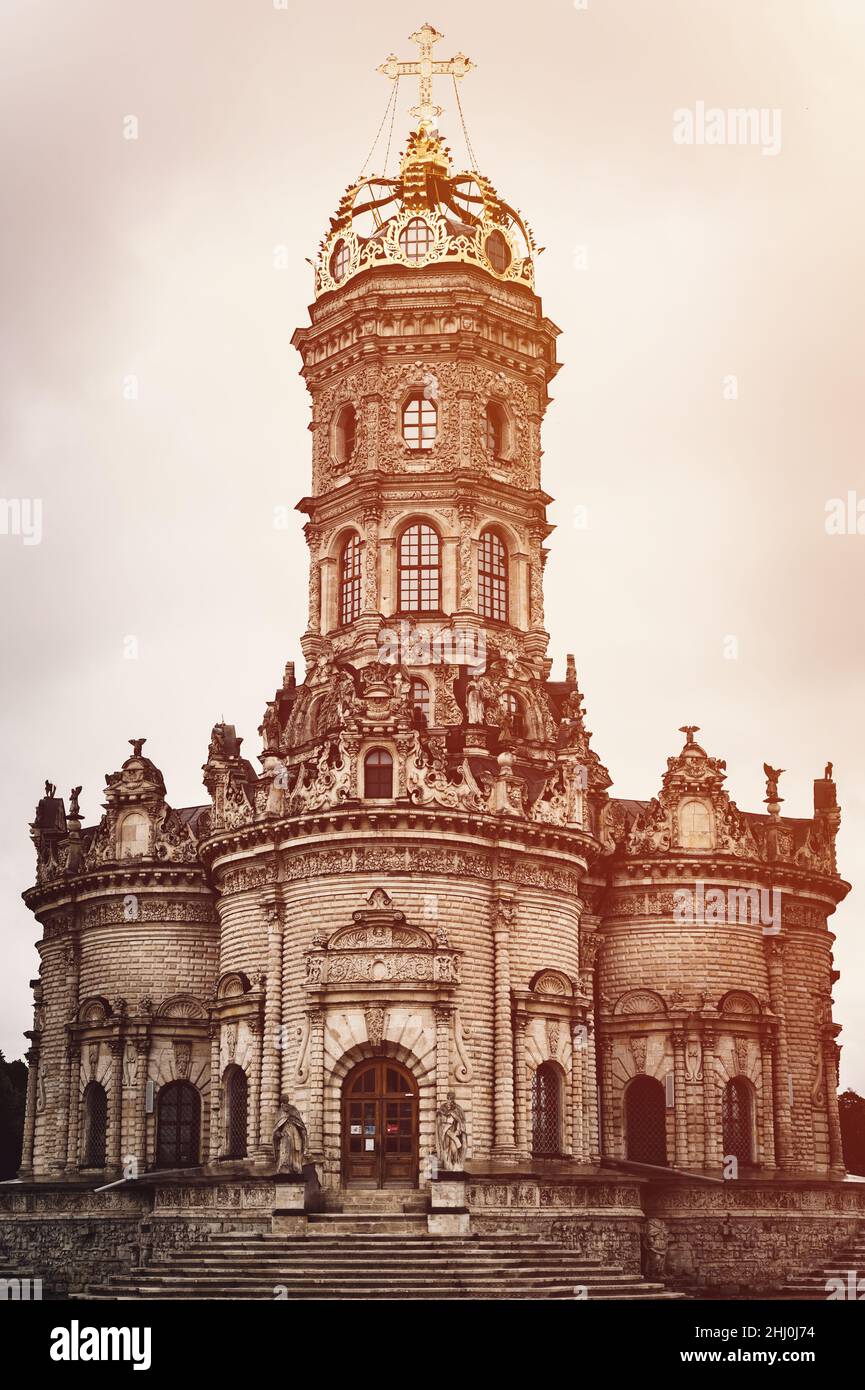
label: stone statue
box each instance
[466,678,485,726]
[44,781,56,798]
[642,1217,668,1277]
[272,1095,308,1176]
[825,761,833,780]
[763,763,785,802]
[436,1091,467,1171]
[69,786,82,819]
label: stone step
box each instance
[83,1279,679,1300]
[153,1257,614,1273]
[82,1289,683,1301]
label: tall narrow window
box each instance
[156,1081,201,1169]
[81,1081,108,1168]
[485,402,507,457]
[624,1075,667,1165]
[722,1077,754,1164]
[339,532,362,625]
[478,528,508,622]
[531,1062,563,1155]
[402,394,437,450]
[398,523,440,612]
[411,678,431,728]
[223,1065,248,1160]
[334,404,356,467]
[118,811,149,859]
[500,691,524,739]
[364,748,393,799]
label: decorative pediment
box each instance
[305,888,459,989]
[78,996,111,1026]
[719,990,761,1016]
[530,969,574,998]
[156,993,208,1020]
[613,989,667,1017]
[329,921,433,951]
[216,971,252,1000]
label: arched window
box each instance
[339,532,362,625]
[485,402,507,458]
[118,811,149,859]
[330,239,350,283]
[624,1075,667,1165]
[679,799,713,849]
[364,748,393,799]
[500,691,524,739]
[411,678,431,729]
[398,523,440,612]
[478,528,508,622]
[81,1081,107,1168]
[398,217,434,261]
[156,1080,201,1169]
[334,403,356,467]
[722,1077,754,1164]
[223,1065,248,1160]
[402,394,437,451]
[531,1062,563,1155]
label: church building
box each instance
[5,26,862,1297]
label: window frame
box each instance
[363,747,394,800]
[398,522,441,614]
[339,532,363,626]
[402,392,438,452]
[478,527,509,622]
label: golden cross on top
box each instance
[378,23,474,133]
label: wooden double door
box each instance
[342,1060,418,1188]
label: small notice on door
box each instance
[350,1125,361,1135]
[364,1139,375,1151]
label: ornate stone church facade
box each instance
[7,28,862,1292]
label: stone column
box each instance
[65,1043,81,1169]
[570,1019,585,1162]
[362,506,381,615]
[600,1036,616,1160]
[20,1041,40,1175]
[702,1031,722,1168]
[584,1019,601,1162]
[491,894,517,1159]
[456,501,475,612]
[247,1019,262,1160]
[259,901,284,1150]
[307,1009,326,1161]
[764,937,793,1169]
[109,1039,124,1170]
[824,1036,845,1176]
[51,941,80,1171]
[513,1015,529,1159]
[208,1024,222,1161]
[672,1030,688,1167]
[130,1038,148,1175]
[304,524,321,635]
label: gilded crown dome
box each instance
[315,26,536,298]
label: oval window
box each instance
[330,240,350,283]
[485,230,511,274]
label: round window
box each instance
[330,240,350,283]
[398,218,435,262]
[485,230,511,274]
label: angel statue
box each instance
[763,763,785,802]
[272,1095,308,1176]
[436,1092,467,1172]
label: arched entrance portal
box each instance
[342,1059,418,1188]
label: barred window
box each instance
[340,533,362,625]
[402,393,437,450]
[478,528,508,622]
[364,748,393,799]
[624,1075,667,1165]
[81,1081,107,1168]
[399,523,440,612]
[156,1081,201,1169]
[223,1065,248,1160]
[398,217,434,261]
[722,1077,754,1164]
[531,1062,563,1156]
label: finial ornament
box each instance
[679,725,700,746]
[378,24,474,134]
[128,738,147,758]
[763,762,785,804]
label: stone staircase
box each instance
[778,1230,865,1300]
[81,1225,686,1300]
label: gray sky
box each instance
[2,0,864,1088]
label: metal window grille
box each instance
[625,1076,667,1165]
[722,1077,754,1163]
[531,1063,562,1155]
[478,529,508,621]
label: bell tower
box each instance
[290,30,562,711]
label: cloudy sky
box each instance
[1,0,864,1087]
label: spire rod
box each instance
[378,23,474,134]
